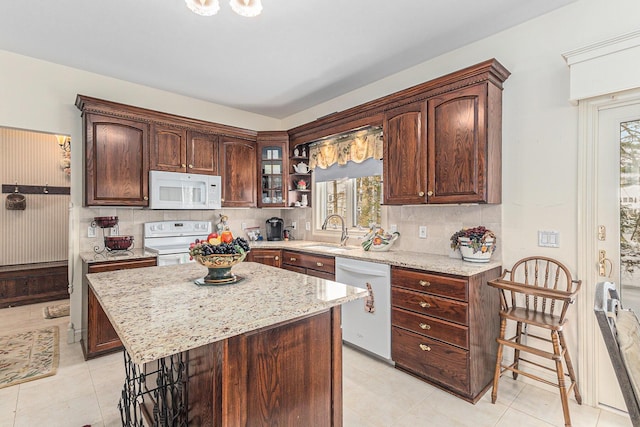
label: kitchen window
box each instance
[310,127,383,233]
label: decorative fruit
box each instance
[209,237,221,245]
[220,230,233,243]
[189,237,251,256]
[207,232,219,241]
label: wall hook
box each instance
[43,183,49,194]
[14,182,19,193]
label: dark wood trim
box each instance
[76,95,258,142]
[288,59,509,146]
[2,184,70,195]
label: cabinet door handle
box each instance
[143,196,149,201]
[419,323,431,330]
[274,256,279,261]
[290,257,297,262]
[181,163,186,168]
[419,301,430,308]
[419,280,430,287]
[427,190,433,196]
[419,344,431,352]
[418,191,425,197]
[188,164,194,168]
[316,262,323,267]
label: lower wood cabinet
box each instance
[281,250,335,280]
[82,257,157,359]
[391,265,501,402]
[246,249,282,268]
[0,261,68,308]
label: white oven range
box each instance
[143,221,212,266]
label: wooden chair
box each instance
[594,281,640,426]
[487,256,582,427]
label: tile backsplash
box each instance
[79,204,501,261]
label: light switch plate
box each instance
[538,230,560,248]
[88,226,96,238]
[419,226,427,239]
[305,222,311,231]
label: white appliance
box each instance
[143,220,212,266]
[149,170,221,210]
[335,257,391,361]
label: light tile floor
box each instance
[0,299,633,427]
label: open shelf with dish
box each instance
[289,143,311,207]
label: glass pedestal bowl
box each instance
[193,252,247,285]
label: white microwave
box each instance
[149,170,221,210]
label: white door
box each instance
[596,102,640,410]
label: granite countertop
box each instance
[80,248,157,264]
[249,241,501,277]
[86,262,367,365]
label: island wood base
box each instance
[121,307,343,427]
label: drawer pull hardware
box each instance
[188,164,194,168]
[418,191,425,197]
[274,256,279,261]
[316,262,324,267]
[290,257,297,262]
[419,301,431,308]
[427,190,433,196]
[181,163,186,168]
[419,280,430,287]
[143,196,149,201]
[419,344,431,352]
[419,323,431,330]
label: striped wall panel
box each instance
[0,128,70,265]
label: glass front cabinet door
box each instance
[257,132,289,208]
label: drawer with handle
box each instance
[282,250,335,274]
[392,287,467,325]
[392,326,469,394]
[392,307,469,349]
[391,267,467,301]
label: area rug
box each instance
[43,303,69,319]
[0,326,59,389]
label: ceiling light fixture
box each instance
[185,0,262,17]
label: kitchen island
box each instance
[86,261,367,427]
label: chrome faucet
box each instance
[322,214,349,246]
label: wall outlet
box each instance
[110,226,119,236]
[305,222,311,231]
[390,224,398,233]
[291,221,297,230]
[88,226,96,238]
[241,222,247,230]
[419,226,427,239]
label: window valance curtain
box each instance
[309,127,383,170]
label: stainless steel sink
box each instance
[301,244,358,253]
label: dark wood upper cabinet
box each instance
[83,113,149,206]
[383,102,427,205]
[150,127,219,175]
[427,83,501,204]
[187,131,219,175]
[150,124,187,172]
[219,137,257,207]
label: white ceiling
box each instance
[0,0,575,119]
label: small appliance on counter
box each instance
[266,217,284,241]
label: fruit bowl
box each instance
[194,252,247,284]
[104,235,134,251]
[94,216,118,228]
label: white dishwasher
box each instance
[335,257,391,361]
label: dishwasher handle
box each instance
[336,264,388,277]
